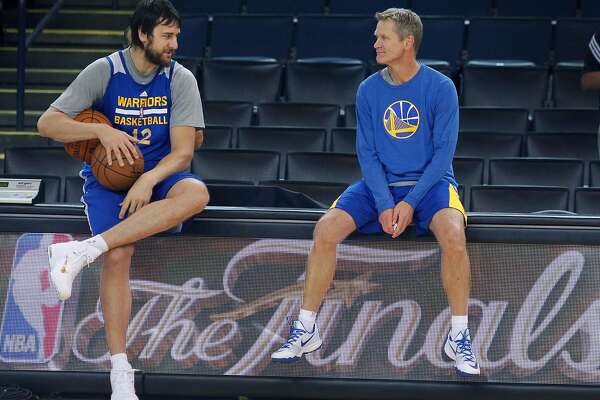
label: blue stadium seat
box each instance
[459,107,529,133]
[575,187,600,215]
[456,132,522,158]
[295,16,375,61]
[257,103,340,128]
[462,63,549,109]
[286,59,365,105]
[533,109,599,133]
[245,0,323,14]
[172,0,242,14]
[328,0,409,14]
[177,15,209,58]
[554,19,599,63]
[581,0,600,17]
[552,63,599,109]
[202,101,254,127]
[526,133,598,161]
[495,0,576,18]
[210,15,294,59]
[471,185,569,213]
[411,0,491,16]
[419,17,465,69]
[467,18,552,65]
[202,58,283,103]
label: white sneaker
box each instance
[110,368,139,400]
[271,320,322,363]
[444,328,481,377]
[48,240,102,301]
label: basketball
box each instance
[90,144,144,191]
[64,109,110,163]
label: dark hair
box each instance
[129,0,181,49]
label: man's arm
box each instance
[582,31,600,91]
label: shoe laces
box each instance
[282,323,307,349]
[72,247,94,269]
[455,330,476,363]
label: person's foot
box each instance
[444,328,481,377]
[110,368,139,400]
[271,320,322,363]
[48,240,102,300]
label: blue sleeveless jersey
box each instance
[82,50,175,175]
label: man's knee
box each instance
[313,210,352,246]
[172,180,209,213]
[104,245,135,268]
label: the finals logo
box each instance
[383,100,420,139]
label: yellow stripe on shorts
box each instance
[449,184,467,224]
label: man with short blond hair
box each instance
[272,8,480,377]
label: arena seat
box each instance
[192,149,280,184]
[177,15,208,58]
[419,17,465,70]
[259,180,347,208]
[410,0,491,16]
[201,126,234,149]
[286,59,366,105]
[554,19,599,63]
[552,63,598,109]
[331,128,356,153]
[202,101,253,127]
[64,175,84,204]
[470,185,569,213]
[459,107,529,133]
[581,0,600,17]
[574,187,600,215]
[245,0,323,14]
[495,0,576,18]
[171,0,242,13]
[456,132,523,158]
[202,58,282,103]
[1,174,61,203]
[285,152,361,183]
[488,158,584,191]
[526,133,597,161]
[533,109,599,133]
[257,103,340,128]
[210,15,294,59]
[345,105,356,128]
[328,0,409,14]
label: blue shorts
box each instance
[333,179,466,236]
[81,171,203,236]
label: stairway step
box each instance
[0,68,81,86]
[0,88,63,110]
[0,110,43,129]
[0,47,117,69]
[3,8,132,30]
[4,28,124,47]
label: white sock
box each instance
[450,315,468,338]
[110,353,131,370]
[85,235,109,253]
[298,309,316,331]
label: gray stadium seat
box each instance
[411,0,491,16]
[210,15,294,59]
[202,101,254,127]
[526,133,598,161]
[64,175,83,204]
[533,109,599,133]
[467,18,552,65]
[0,133,48,152]
[489,158,584,191]
[202,58,282,104]
[552,63,599,109]
[495,0,576,18]
[471,185,569,213]
[456,132,522,158]
[574,188,600,215]
[331,128,356,153]
[202,126,233,149]
[286,59,366,106]
[453,157,485,210]
[345,105,356,128]
[461,63,549,110]
[286,152,361,184]
[259,180,346,208]
[459,107,529,133]
[589,161,600,186]
[257,103,340,128]
[192,149,279,184]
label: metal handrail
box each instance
[15,0,64,130]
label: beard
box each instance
[144,39,172,68]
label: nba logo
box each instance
[0,233,72,363]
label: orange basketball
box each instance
[64,109,111,163]
[90,144,144,191]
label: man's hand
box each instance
[118,174,155,219]
[378,208,394,234]
[95,124,139,167]
[391,201,414,238]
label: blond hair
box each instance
[375,8,423,54]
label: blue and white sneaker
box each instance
[444,328,481,377]
[271,320,322,363]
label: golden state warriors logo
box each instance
[383,100,420,139]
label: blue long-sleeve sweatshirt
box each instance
[356,64,459,215]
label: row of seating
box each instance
[181,58,598,109]
[176,14,599,66]
[172,0,600,18]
